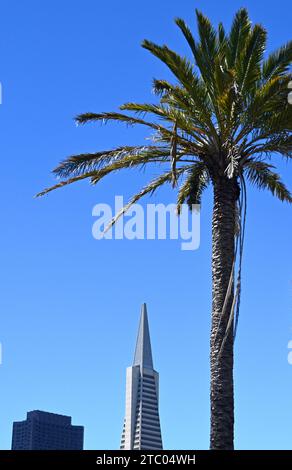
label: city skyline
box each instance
[10,305,163,451]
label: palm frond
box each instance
[195,9,218,66]
[262,40,292,81]
[177,162,210,212]
[142,39,199,92]
[218,22,227,54]
[175,15,213,94]
[36,171,98,197]
[227,8,251,67]
[244,160,292,202]
[152,79,173,96]
[237,24,267,95]
[242,76,289,126]
[175,17,196,57]
[142,40,220,141]
[151,80,213,137]
[75,111,160,130]
[246,134,292,159]
[53,146,171,178]
[104,166,192,232]
[37,148,179,197]
[120,101,209,146]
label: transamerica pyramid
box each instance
[120,304,163,450]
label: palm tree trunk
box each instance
[210,176,237,450]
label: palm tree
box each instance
[38,8,292,449]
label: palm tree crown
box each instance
[38,8,292,215]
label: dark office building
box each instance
[12,410,84,450]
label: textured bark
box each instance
[210,176,237,450]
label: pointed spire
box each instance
[133,303,153,369]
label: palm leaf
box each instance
[262,40,292,81]
[227,8,251,67]
[36,171,98,197]
[177,162,210,212]
[237,24,267,95]
[245,160,292,202]
[175,17,196,57]
[142,40,199,93]
[75,111,160,131]
[53,146,171,178]
[104,166,192,232]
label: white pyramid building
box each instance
[120,304,163,450]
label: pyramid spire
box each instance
[133,303,153,369]
[120,304,163,450]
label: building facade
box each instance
[12,410,84,450]
[120,304,163,450]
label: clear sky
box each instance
[0,0,291,450]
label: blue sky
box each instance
[0,0,291,450]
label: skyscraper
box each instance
[12,410,84,450]
[120,304,163,450]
